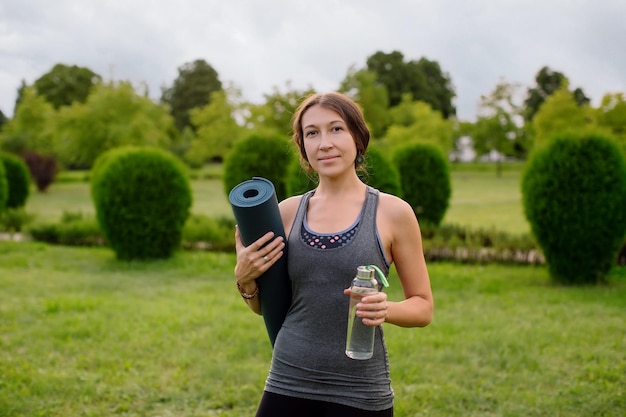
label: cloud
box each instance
[1,0,624,121]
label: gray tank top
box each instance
[264,186,394,411]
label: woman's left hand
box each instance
[343,288,388,326]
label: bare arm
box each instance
[351,194,433,328]
[233,196,300,315]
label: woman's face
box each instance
[301,104,357,178]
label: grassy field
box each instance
[1,242,624,416]
[25,163,530,235]
[4,163,624,416]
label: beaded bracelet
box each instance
[236,281,259,299]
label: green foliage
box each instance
[531,82,594,151]
[0,160,7,214]
[222,133,294,202]
[53,82,175,169]
[161,59,223,132]
[524,66,590,122]
[187,88,243,164]
[0,87,55,155]
[33,63,102,109]
[596,92,626,153]
[360,146,401,195]
[181,214,236,251]
[0,152,31,208]
[522,132,626,284]
[91,147,192,260]
[243,83,316,135]
[366,50,456,118]
[27,212,104,246]
[339,67,391,138]
[285,157,317,196]
[473,80,526,160]
[384,94,454,155]
[393,143,451,226]
[0,207,35,233]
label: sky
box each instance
[1,0,625,121]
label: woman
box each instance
[234,92,433,416]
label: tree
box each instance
[472,79,526,172]
[365,50,456,118]
[531,81,593,151]
[339,67,390,138]
[53,82,175,168]
[187,87,244,165]
[382,94,454,156]
[0,110,7,132]
[33,64,102,109]
[161,59,223,132]
[0,87,55,156]
[243,82,316,136]
[524,66,590,122]
[595,92,626,153]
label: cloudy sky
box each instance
[1,0,624,121]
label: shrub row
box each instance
[22,212,626,266]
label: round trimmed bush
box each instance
[0,152,31,208]
[360,147,401,196]
[393,143,451,225]
[0,160,7,214]
[91,146,192,260]
[522,132,626,284]
[223,133,294,201]
[286,157,317,196]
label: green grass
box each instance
[1,242,624,416]
[25,164,530,234]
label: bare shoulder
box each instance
[377,191,417,222]
[279,195,303,236]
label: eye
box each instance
[304,129,318,138]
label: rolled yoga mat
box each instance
[229,177,291,347]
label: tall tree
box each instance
[33,64,102,109]
[339,67,390,138]
[524,66,590,122]
[187,87,244,165]
[0,87,55,156]
[365,50,456,118]
[472,79,526,170]
[383,94,454,156]
[0,109,7,132]
[531,81,593,150]
[595,92,626,153]
[161,59,223,132]
[53,82,175,168]
[243,82,315,135]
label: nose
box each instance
[319,131,333,150]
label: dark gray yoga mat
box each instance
[229,177,291,346]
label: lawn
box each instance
[25,163,530,235]
[4,162,624,416]
[1,242,624,416]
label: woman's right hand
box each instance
[234,225,285,286]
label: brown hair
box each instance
[292,92,370,172]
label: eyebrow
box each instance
[303,120,345,130]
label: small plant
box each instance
[393,143,451,226]
[522,132,626,284]
[91,147,192,260]
[23,151,57,192]
[0,207,35,233]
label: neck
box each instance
[314,173,366,198]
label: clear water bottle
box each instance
[345,265,379,360]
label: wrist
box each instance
[236,280,259,299]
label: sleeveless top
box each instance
[264,186,394,411]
